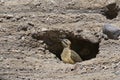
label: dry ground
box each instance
[0,0,120,80]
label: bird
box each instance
[61,39,82,64]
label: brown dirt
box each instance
[0,0,120,80]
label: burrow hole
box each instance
[101,3,120,19]
[31,30,99,61]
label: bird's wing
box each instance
[71,50,82,62]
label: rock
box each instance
[41,28,48,31]
[27,22,34,27]
[3,14,14,19]
[0,56,4,62]
[102,24,120,40]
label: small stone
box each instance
[38,40,44,43]
[4,14,14,19]
[21,37,25,40]
[6,65,10,68]
[38,47,44,51]
[0,18,3,22]
[0,56,4,62]
[28,22,34,26]
[41,28,48,31]
[103,24,120,40]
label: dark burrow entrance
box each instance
[101,3,120,19]
[31,30,99,61]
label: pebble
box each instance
[103,24,120,40]
[41,28,48,31]
[0,56,4,62]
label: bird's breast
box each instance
[61,48,75,64]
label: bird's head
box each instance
[61,39,71,48]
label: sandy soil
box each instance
[0,0,120,80]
